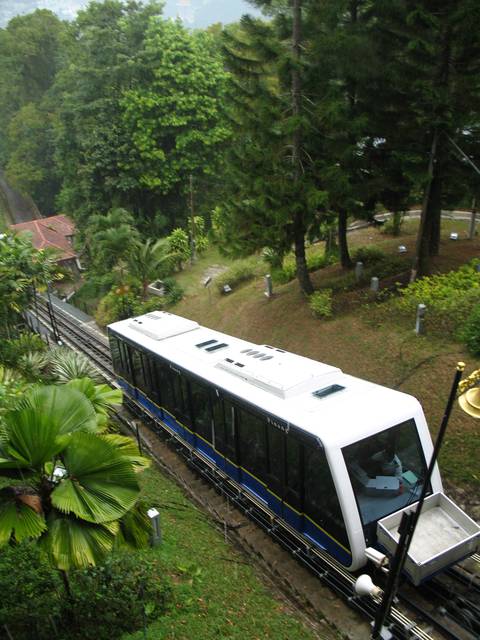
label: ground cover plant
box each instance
[122,465,329,640]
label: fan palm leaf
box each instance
[100,433,151,472]
[42,512,118,570]
[67,378,122,428]
[2,405,64,468]
[51,432,139,523]
[0,488,47,545]
[19,385,98,435]
[116,500,152,549]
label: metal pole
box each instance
[46,282,61,343]
[469,198,477,240]
[371,363,465,638]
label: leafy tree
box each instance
[120,18,230,227]
[0,384,150,575]
[0,10,66,211]
[53,1,165,221]
[167,228,191,270]
[372,0,480,276]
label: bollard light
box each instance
[147,507,162,546]
[355,261,364,281]
[415,303,426,335]
[450,232,459,240]
[223,284,232,294]
[264,274,273,298]
[398,245,407,254]
[370,277,379,293]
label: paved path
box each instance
[0,168,41,224]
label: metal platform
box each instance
[377,492,480,585]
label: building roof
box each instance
[9,215,77,261]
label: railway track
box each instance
[28,298,480,640]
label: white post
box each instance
[415,304,426,335]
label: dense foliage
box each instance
[0,0,479,299]
[393,260,480,336]
[0,543,171,640]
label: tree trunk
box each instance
[411,128,439,281]
[413,24,452,275]
[338,208,352,268]
[291,0,313,296]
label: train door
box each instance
[265,423,284,517]
[212,394,239,481]
[283,433,304,529]
[189,378,214,459]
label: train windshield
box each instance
[342,419,429,526]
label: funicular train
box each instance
[108,311,480,583]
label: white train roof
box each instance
[109,311,423,449]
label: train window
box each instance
[342,419,430,528]
[267,424,284,487]
[130,347,147,392]
[109,334,122,374]
[304,445,349,549]
[238,408,267,481]
[190,379,212,442]
[170,371,190,424]
[285,434,302,496]
[213,396,236,461]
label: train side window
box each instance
[212,396,236,461]
[129,346,147,392]
[238,408,267,482]
[190,379,212,442]
[170,370,191,425]
[118,341,131,381]
[304,444,349,549]
[109,335,122,374]
[157,362,175,415]
[266,423,284,488]
[285,433,302,500]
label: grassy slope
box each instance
[173,219,480,493]
[123,466,332,640]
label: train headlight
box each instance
[354,574,382,598]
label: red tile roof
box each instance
[10,215,77,261]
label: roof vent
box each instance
[313,384,345,399]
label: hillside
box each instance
[170,220,480,509]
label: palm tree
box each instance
[127,238,173,299]
[0,384,149,573]
[48,347,103,384]
[86,208,140,271]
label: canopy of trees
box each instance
[0,0,479,289]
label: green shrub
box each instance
[352,246,386,265]
[0,546,171,640]
[168,228,191,270]
[68,551,171,640]
[215,258,258,293]
[271,252,332,285]
[459,302,480,355]
[0,332,46,367]
[162,277,184,305]
[307,252,331,271]
[309,289,333,318]
[0,543,63,640]
[393,261,480,333]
